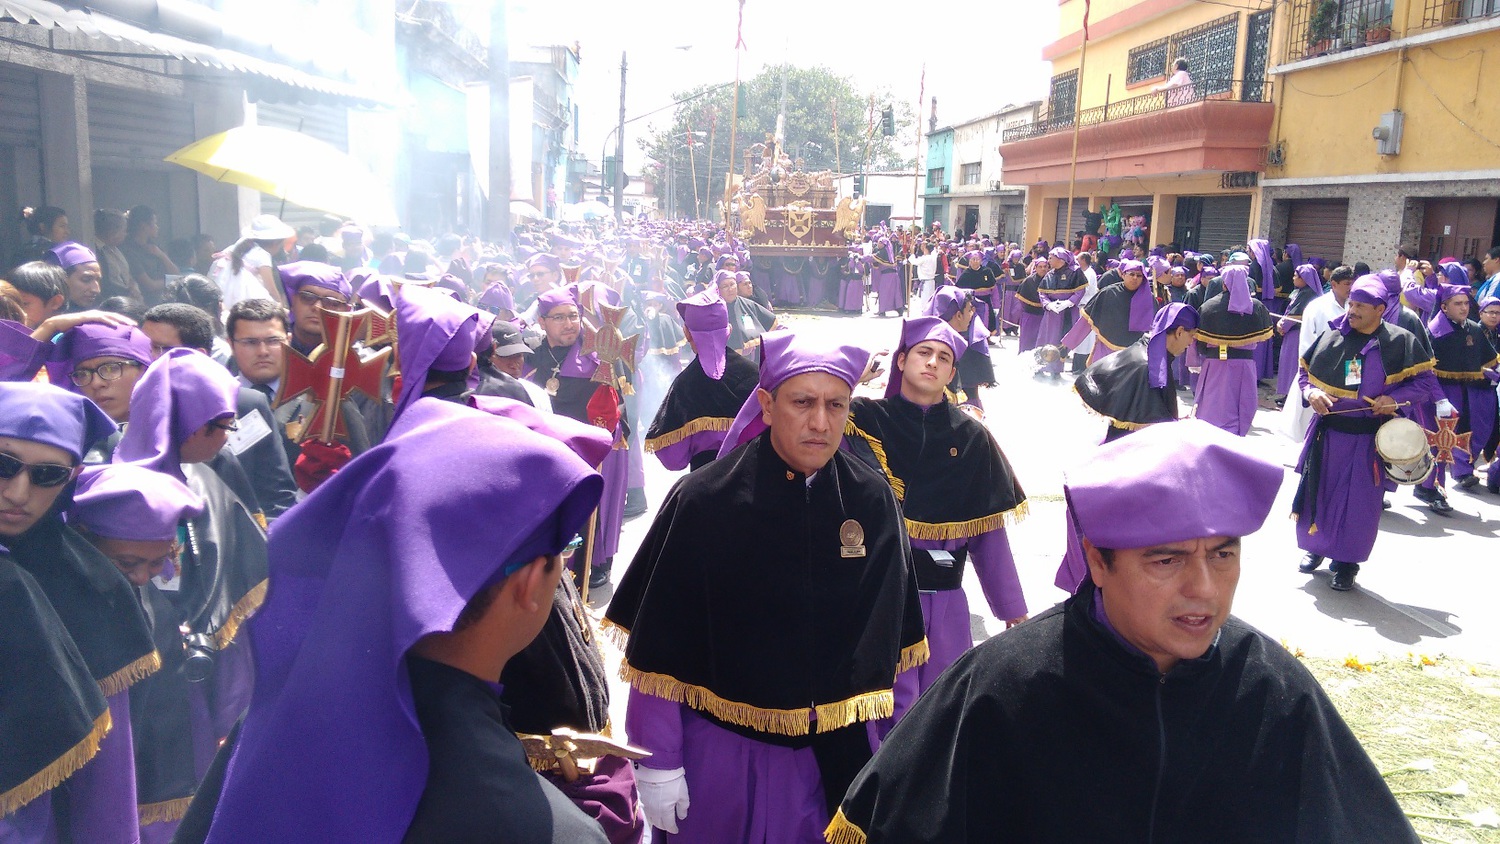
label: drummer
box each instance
[1292,275,1443,591]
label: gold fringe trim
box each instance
[1302,369,1359,400]
[1434,368,1485,382]
[1072,383,1159,431]
[1385,359,1435,385]
[897,638,930,673]
[620,662,816,736]
[252,511,268,532]
[598,616,631,650]
[98,650,162,697]
[1014,294,1041,308]
[138,796,193,826]
[644,416,733,453]
[843,420,905,500]
[824,808,869,844]
[0,710,111,816]
[648,339,688,357]
[1195,327,1273,347]
[212,579,268,650]
[905,500,1030,540]
[1076,310,1128,352]
[813,690,893,732]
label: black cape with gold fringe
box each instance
[845,396,1026,542]
[0,553,111,818]
[8,515,159,697]
[1431,317,1498,382]
[1195,292,1275,357]
[604,431,926,812]
[179,463,269,653]
[1300,321,1432,401]
[1073,340,1180,434]
[644,349,759,462]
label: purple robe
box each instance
[838,270,865,313]
[1017,312,1043,353]
[871,266,902,314]
[1276,325,1302,398]
[1194,356,1260,436]
[62,691,139,844]
[774,264,803,307]
[1037,288,1084,347]
[1428,381,1495,484]
[541,755,643,844]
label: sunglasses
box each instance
[0,451,76,488]
[296,289,351,311]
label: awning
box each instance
[0,0,391,106]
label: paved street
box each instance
[602,309,1500,679]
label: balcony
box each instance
[998,79,1274,185]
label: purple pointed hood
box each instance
[677,290,730,380]
[886,316,968,399]
[393,285,483,423]
[717,329,870,458]
[112,348,238,479]
[1147,303,1200,388]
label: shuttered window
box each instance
[1197,195,1254,256]
[1284,199,1350,266]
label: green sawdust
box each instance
[1301,654,1500,843]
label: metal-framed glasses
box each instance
[232,336,286,350]
[296,289,351,311]
[209,419,240,434]
[0,452,76,487]
[70,360,142,387]
[544,312,581,323]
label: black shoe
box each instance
[1456,474,1479,490]
[588,558,613,591]
[623,488,648,519]
[1299,553,1325,573]
[1329,562,1359,591]
[1382,497,1392,510]
[1422,490,1455,515]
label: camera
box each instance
[183,631,218,683]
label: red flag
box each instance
[1083,0,1091,41]
[586,384,621,433]
[736,0,747,49]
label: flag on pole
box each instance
[736,0,747,49]
[1083,0,1091,41]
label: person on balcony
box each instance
[1155,59,1194,107]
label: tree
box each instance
[641,64,916,220]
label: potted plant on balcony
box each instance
[1307,0,1339,56]
[1363,10,1391,44]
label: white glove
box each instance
[1436,398,1457,418]
[1046,300,1064,313]
[635,765,690,833]
[1058,299,1075,309]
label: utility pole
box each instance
[614,52,627,222]
[486,0,511,242]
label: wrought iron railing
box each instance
[1000,78,1273,144]
[1419,0,1500,30]
[1287,0,1397,59]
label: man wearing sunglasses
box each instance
[0,380,159,843]
[278,262,354,357]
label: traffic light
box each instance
[881,106,895,137]
[853,174,866,196]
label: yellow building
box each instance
[1000,0,1277,256]
[1261,0,1500,266]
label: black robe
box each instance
[1431,317,1498,383]
[1078,282,1154,351]
[726,297,776,358]
[955,267,997,292]
[605,431,926,812]
[402,657,610,844]
[1195,292,1275,360]
[1074,339,1180,439]
[829,580,1419,844]
[1014,274,1044,316]
[644,349,760,471]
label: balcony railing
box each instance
[1287,0,1396,58]
[1420,0,1500,31]
[1001,79,1272,144]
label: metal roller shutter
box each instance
[256,102,352,226]
[1197,194,1253,256]
[1054,198,1089,248]
[0,65,44,266]
[1284,199,1349,266]
[87,84,196,171]
[0,65,42,148]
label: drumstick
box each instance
[1321,401,1410,416]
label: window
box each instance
[961,163,982,185]
[927,168,945,189]
[1048,70,1078,123]
[1127,38,1170,84]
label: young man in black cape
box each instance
[826,420,1418,844]
[1074,303,1199,441]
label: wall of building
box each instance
[1023,172,1260,250]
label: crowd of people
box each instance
[0,195,1466,842]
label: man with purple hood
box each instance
[644,290,760,472]
[1193,265,1274,436]
[607,329,926,843]
[1294,275,1442,589]
[390,283,484,419]
[0,381,156,844]
[869,238,904,316]
[175,398,613,844]
[843,317,1029,738]
[1274,263,1324,402]
[1061,258,1156,365]
[829,420,1417,844]
[1072,303,1200,445]
[926,286,994,412]
[1422,283,1497,492]
[277,260,354,357]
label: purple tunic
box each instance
[774,264,803,307]
[1194,356,1260,436]
[541,754,643,844]
[871,266,902,314]
[1276,325,1302,398]
[838,272,865,313]
[1037,288,1084,347]
[626,690,828,843]
[1017,312,1043,353]
[1430,381,1495,483]
[64,691,140,844]
[0,794,59,843]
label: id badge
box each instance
[1344,358,1363,386]
[741,313,756,332]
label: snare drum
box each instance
[1374,417,1434,485]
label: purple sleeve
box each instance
[650,438,694,471]
[969,527,1028,620]
[1402,282,1437,315]
[1297,364,1313,396]
[625,686,684,770]
[1067,288,1086,306]
[0,319,49,382]
[1388,368,1445,405]
[1060,314,1092,349]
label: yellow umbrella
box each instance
[165,125,399,226]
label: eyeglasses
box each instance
[0,451,76,488]
[209,419,239,434]
[544,312,581,323]
[232,336,286,350]
[528,270,556,280]
[70,360,142,387]
[296,289,351,311]
[105,543,181,575]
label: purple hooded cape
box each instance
[392,284,483,422]
[200,398,605,843]
[676,290,730,380]
[1147,303,1201,389]
[717,329,871,458]
[112,348,238,480]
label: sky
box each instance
[496,0,1060,175]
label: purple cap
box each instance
[433,274,470,300]
[1199,265,1219,279]
[1440,262,1470,287]
[1147,303,1200,388]
[676,290,729,380]
[112,348,238,478]
[1348,275,1388,308]
[885,316,969,399]
[526,253,561,273]
[1066,418,1282,551]
[926,286,971,322]
[198,399,603,843]
[0,381,116,464]
[45,323,153,391]
[718,329,871,458]
[49,241,97,271]
[392,285,483,422]
[535,286,577,317]
[1248,239,1276,301]
[1222,265,1253,315]
[71,463,205,542]
[1295,263,1324,296]
[1480,296,1500,311]
[477,280,515,314]
[1428,283,1475,339]
[279,261,352,304]
[1119,260,1146,276]
[1167,265,1187,277]
[1436,282,1471,304]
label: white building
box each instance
[937,100,1042,242]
